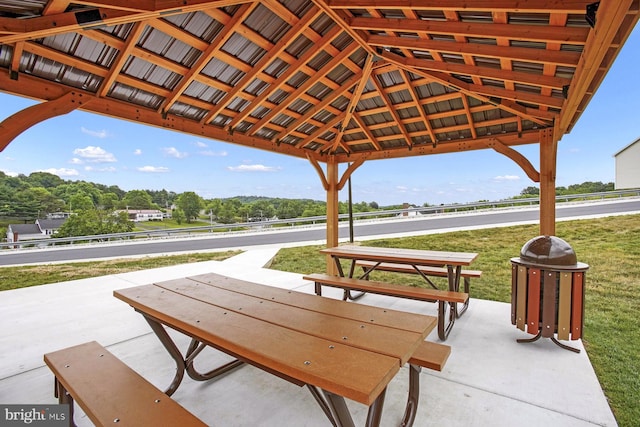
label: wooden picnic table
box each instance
[114,272,439,427]
[320,245,478,294]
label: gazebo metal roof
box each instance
[0,1,638,242]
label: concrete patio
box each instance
[0,247,617,426]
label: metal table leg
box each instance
[142,313,244,395]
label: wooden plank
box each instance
[557,272,572,341]
[526,268,541,335]
[541,271,557,338]
[189,273,436,335]
[320,245,478,266]
[115,285,400,406]
[571,272,585,340]
[44,341,206,427]
[154,279,426,364]
[515,265,527,331]
[408,341,451,372]
[303,273,468,304]
[355,260,482,278]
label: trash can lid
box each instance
[519,235,577,266]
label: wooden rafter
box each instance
[98,21,145,98]
[160,3,256,114]
[330,53,375,153]
[327,1,592,14]
[347,17,590,46]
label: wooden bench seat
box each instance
[355,260,481,318]
[44,341,206,427]
[303,273,468,340]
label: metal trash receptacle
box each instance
[511,235,589,353]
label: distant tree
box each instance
[520,186,540,196]
[69,193,95,212]
[205,199,223,220]
[248,200,275,220]
[176,191,203,223]
[276,199,304,219]
[122,190,154,209]
[23,187,64,215]
[26,172,65,189]
[99,193,120,210]
[172,208,185,225]
[369,201,379,209]
[55,209,133,237]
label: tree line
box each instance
[0,171,616,238]
[0,172,383,237]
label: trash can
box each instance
[510,236,589,352]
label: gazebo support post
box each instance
[539,128,557,236]
[326,157,340,275]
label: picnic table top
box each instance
[320,245,478,266]
[114,272,437,405]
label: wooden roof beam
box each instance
[0,1,249,44]
[0,91,89,151]
[201,6,322,124]
[347,17,589,46]
[331,129,542,163]
[558,0,639,135]
[367,35,581,67]
[400,70,438,143]
[330,53,376,152]
[247,42,361,137]
[328,1,593,14]
[159,3,256,114]
[224,24,344,129]
[98,21,146,98]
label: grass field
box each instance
[1,215,638,426]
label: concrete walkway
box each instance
[0,248,617,426]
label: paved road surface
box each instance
[2,199,639,266]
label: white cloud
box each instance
[138,166,169,173]
[38,168,79,177]
[1,169,18,177]
[81,127,110,138]
[396,185,408,192]
[200,150,228,157]
[133,149,142,155]
[163,147,188,159]
[227,164,280,172]
[493,175,520,181]
[69,158,83,164]
[73,146,117,163]
[193,141,208,148]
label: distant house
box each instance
[119,209,164,222]
[614,137,640,189]
[6,218,66,244]
[36,218,66,236]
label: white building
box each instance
[614,137,640,189]
[119,209,164,222]
[6,218,66,244]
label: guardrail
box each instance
[3,189,639,250]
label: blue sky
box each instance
[0,24,638,207]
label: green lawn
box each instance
[1,215,637,426]
[269,215,640,427]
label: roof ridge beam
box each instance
[328,1,592,14]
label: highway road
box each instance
[2,198,639,266]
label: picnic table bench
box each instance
[44,341,206,427]
[354,260,482,317]
[109,272,449,427]
[310,245,479,340]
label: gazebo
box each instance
[0,1,638,263]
